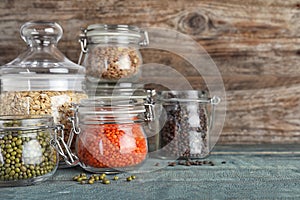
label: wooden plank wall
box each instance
[0,0,300,144]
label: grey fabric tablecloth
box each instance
[1,144,300,200]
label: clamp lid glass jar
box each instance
[0,115,59,187]
[0,21,87,160]
[153,90,220,159]
[60,95,153,173]
[79,24,149,83]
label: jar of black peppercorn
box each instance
[78,24,149,84]
[153,90,220,159]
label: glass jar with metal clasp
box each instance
[152,90,221,159]
[78,24,149,85]
[56,94,155,174]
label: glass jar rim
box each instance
[78,98,146,117]
[84,24,143,38]
[76,96,150,125]
[157,90,218,104]
[84,85,148,99]
[0,115,55,131]
[80,24,149,46]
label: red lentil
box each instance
[77,123,147,168]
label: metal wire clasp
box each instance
[208,96,221,133]
[78,28,88,65]
[67,103,81,147]
[70,103,80,133]
[53,124,79,167]
[144,89,156,122]
[139,30,149,47]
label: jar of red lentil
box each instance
[60,95,154,173]
[78,24,149,83]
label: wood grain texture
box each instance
[0,0,300,144]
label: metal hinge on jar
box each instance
[144,89,156,122]
[208,96,221,133]
[78,29,88,65]
[139,30,149,47]
[52,124,80,167]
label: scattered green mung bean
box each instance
[99,174,105,180]
[88,179,95,184]
[100,173,106,178]
[102,179,110,184]
[73,175,79,181]
[72,173,139,185]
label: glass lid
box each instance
[0,21,85,91]
[1,21,85,75]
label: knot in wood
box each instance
[179,12,207,35]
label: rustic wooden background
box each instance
[1,0,300,144]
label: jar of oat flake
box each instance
[0,21,87,163]
[78,24,149,84]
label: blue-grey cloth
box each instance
[1,145,300,200]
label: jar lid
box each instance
[0,115,54,131]
[86,24,142,38]
[81,24,149,46]
[0,21,85,91]
[84,82,148,98]
[158,90,219,104]
[77,96,149,124]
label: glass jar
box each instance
[153,90,220,159]
[0,21,87,159]
[0,115,59,187]
[59,95,153,173]
[79,24,149,83]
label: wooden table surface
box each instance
[1,144,299,200]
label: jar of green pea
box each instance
[0,115,59,187]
